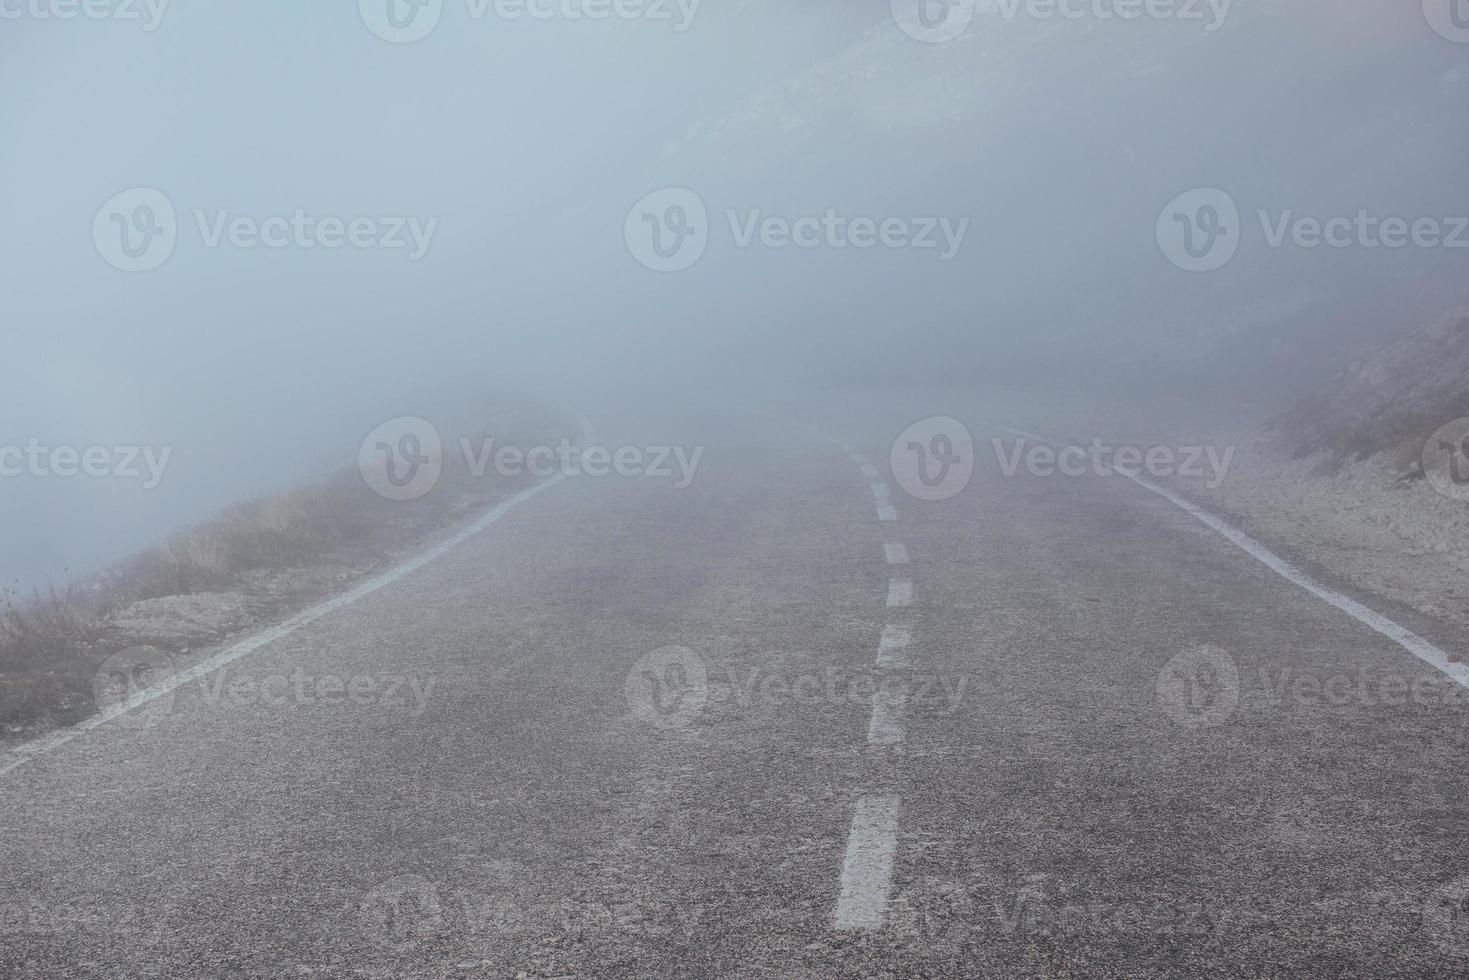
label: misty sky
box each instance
[3,0,1466,587]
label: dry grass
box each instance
[1271,308,1469,464]
[160,531,229,579]
[0,406,573,735]
[0,585,103,732]
[0,473,383,732]
[137,474,386,597]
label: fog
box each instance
[3,0,1466,588]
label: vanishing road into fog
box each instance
[4,395,1469,977]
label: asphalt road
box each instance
[4,396,1469,978]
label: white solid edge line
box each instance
[834,795,901,929]
[0,419,596,779]
[987,422,1469,691]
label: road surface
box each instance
[4,395,1469,977]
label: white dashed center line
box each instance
[871,481,898,522]
[877,624,912,668]
[834,796,901,930]
[867,687,907,746]
[820,437,919,932]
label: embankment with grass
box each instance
[0,401,576,740]
[1181,306,1469,632]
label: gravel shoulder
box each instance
[1180,429,1469,633]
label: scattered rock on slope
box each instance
[1270,307,1469,468]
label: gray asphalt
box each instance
[4,397,1469,978]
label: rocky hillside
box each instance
[1270,307,1469,468]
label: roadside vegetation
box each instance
[1270,307,1469,470]
[1,404,573,738]
[1178,304,1469,634]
